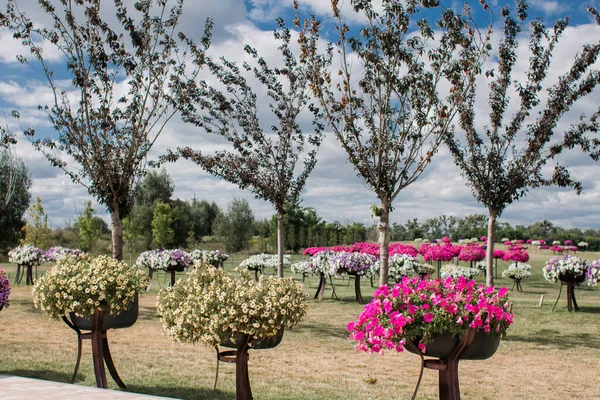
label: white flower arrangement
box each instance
[239,253,290,273]
[475,261,487,271]
[136,249,191,271]
[157,266,307,346]
[531,240,541,247]
[189,249,230,267]
[306,251,336,276]
[501,238,510,243]
[543,255,589,283]
[502,263,532,280]
[44,247,83,263]
[375,254,434,281]
[8,245,44,266]
[414,238,423,243]
[33,255,147,320]
[587,261,599,286]
[578,241,589,248]
[440,264,480,280]
[552,240,561,245]
[291,261,312,275]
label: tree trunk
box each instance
[485,210,496,287]
[277,211,285,278]
[378,201,390,287]
[111,209,124,261]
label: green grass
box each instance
[1,248,600,399]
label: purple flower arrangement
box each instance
[0,268,10,311]
[331,252,378,276]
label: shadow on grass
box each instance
[126,384,235,400]
[505,329,600,350]
[0,369,72,383]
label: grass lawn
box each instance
[1,248,599,399]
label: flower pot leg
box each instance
[102,335,126,389]
[26,265,34,286]
[14,264,21,285]
[71,332,83,383]
[170,269,176,287]
[552,282,563,311]
[354,275,363,304]
[329,275,338,300]
[91,310,108,389]
[146,268,153,292]
[236,335,252,400]
[566,282,579,312]
[315,273,326,301]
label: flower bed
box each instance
[33,255,147,319]
[348,276,513,353]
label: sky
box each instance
[1,0,599,232]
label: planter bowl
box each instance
[69,296,139,331]
[406,330,501,360]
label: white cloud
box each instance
[528,0,570,16]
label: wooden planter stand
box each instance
[62,309,126,389]
[314,273,338,301]
[146,268,177,292]
[510,278,523,292]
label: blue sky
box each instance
[1,0,599,231]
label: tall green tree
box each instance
[445,1,600,285]
[0,147,31,248]
[152,202,175,249]
[170,14,325,277]
[301,0,491,285]
[214,197,255,253]
[24,196,51,249]
[130,169,175,249]
[1,0,211,260]
[77,200,100,252]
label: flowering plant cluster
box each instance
[551,245,564,254]
[457,245,485,262]
[0,268,10,311]
[502,263,532,280]
[331,252,378,276]
[440,264,480,280]
[578,241,589,248]
[8,245,44,266]
[587,261,600,286]
[189,249,230,267]
[383,254,435,281]
[33,255,148,320]
[306,251,336,276]
[564,240,573,246]
[493,249,506,259]
[303,247,328,256]
[239,253,290,272]
[136,249,192,271]
[543,255,589,284]
[348,276,514,354]
[291,261,311,274]
[503,248,529,263]
[44,246,83,263]
[157,266,307,347]
[423,245,454,262]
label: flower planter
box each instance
[554,273,586,312]
[510,278,523,292]
[215,328,284,400]
[347,271,364,304]
[62,297,139,389]
[406,329,501,400]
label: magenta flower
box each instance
[493,249,505,259]
[458,245,486,262]
[503,248,530,262]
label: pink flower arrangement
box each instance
[480,236,487,242]
[517,240,525,245]
[424,245,454,262]
[303,247,328,256]
[389,243,419,258]
[564,240,573,246]
[350,242,380,256]
[503,248,529,263]
[492,249,506,259]
[503,241,512,246]
[348,276,514,354]
[539,245,550,250]
[457,245,486,262]
[418,243,431,256]
[441,236,452,243]
[526,239,533,244]
[551,245,564,254]
[330,245,351,253]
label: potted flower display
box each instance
[189,249,230,268]
[239,253,291,278]
[502,263,532,292]
[306,251,337,301]
[330,252,378,304]
[0,268,10,312]
[440,264,480,280]
[137,249,191,289]
[543,255,590,312]
[32,255,148,388]
[348,276,513,400]
[44,246,83,263]
[383,254,435,282]
[8,244,44,285]
[587,261,599,287]
[157,265,307,400]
